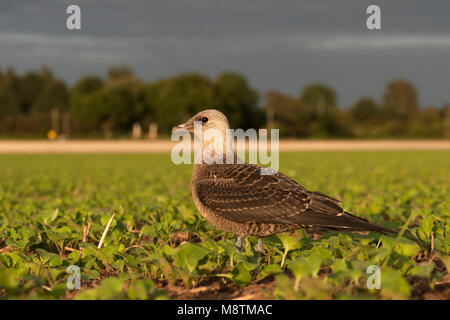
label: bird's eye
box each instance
[201,117,208,123]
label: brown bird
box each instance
[173,109,397,256]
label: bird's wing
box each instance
[195,163,340,223]
[194,163,394,233]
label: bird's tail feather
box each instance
[289,211,398,235]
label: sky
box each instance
[1,0,450,107]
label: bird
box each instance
[173,109,397,257]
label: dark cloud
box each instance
[1,0,449,106]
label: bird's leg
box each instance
[256,238,263,259]
[236,236,243,253]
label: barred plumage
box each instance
[173,109,397,256]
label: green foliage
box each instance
[2,65,449,139]
[265,90,309,137]
[300,83,336,114]
[147,73,215,133]
[351,97,380,123]
[383,79,418,119]
[214,72,260,129]
[287,253,322,288]
[0,66,68,136]
[277,234,301,267]
[266,84,352,138]
[0,151,448,299]
[175,243,207,273]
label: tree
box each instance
[0,66,69,115]
[214,72,259,129]
[0,68,20,117]
[3,65,447,139]
[150,73,216,133]
[408,106,443,138]
[300,84,336,116]
[443,105,450,139]
[70,76,104,133]
[299,84,348,137]
[93,86,136,135]
[72,76,103,95]
[70,68,146,137]
[383,79,418,119]
[265,90,308,137]
[351,97,379,123]
[33,66,69,113]
[106,66,140,89]
[16,71,44,114]
[70,83,136,137]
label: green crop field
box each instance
[0,151,449,300]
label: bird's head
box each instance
[172,109,230,137]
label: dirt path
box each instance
[0,139,449,154]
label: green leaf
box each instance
[176,244,207,273]
[41,208,59,224]
[394,239,421,258]
[231,262,252,287]
[278,234,302,267]
[256,264,283,281]
[437,254,450,272]
[331,259,348,273]
[407,262,434,277]
[419,216,434,238]
[277,234,301,252]
[76,278,124,300]
[98,278,123,299]
[18,227,35,244]
[48,256,62,267]
[287,253,323,284]
[234,255,258,271]
[314,246,333,262]
[36,249,59,263]
[141,225,157,237]
[101,215,117,227]
[380,268,411,299]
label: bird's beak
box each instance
[172,120,194,133]
[172,123,186,133]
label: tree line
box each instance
[0,65,449,138]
